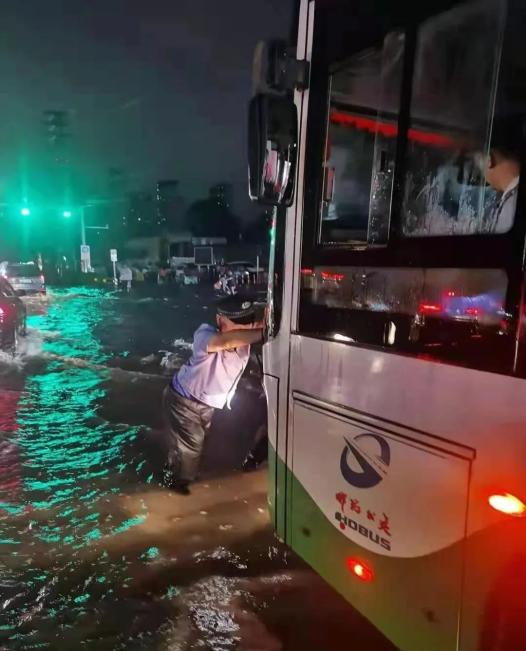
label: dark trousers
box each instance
[248,424,268,463]
[162,385,214,482]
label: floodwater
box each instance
[0,287,395,650]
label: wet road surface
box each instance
[0,287,396,650]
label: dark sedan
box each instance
[0,277,27,351]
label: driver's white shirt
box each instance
[493,176,519,233]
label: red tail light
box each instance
[321,271,345,282]
[346,557,374,582]
[419,302,442,315]
[489,493,526,517]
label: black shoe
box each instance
[242,452,262,473]
[169,479,191,495]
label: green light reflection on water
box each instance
[15,289,141,545]
[84,528,101,542]
[164,585,179,599]
[0,288,158,642]
[0,502,25,515]
[73,593,90,604]
[114,514,147,534]
[143,546,160,560]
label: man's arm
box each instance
[207,328,263,352]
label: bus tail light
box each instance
[346,557,374,582]
[488,493,526,517]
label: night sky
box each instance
[0,0,292,217]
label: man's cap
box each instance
[216,295,255,321]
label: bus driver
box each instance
[481,118,522,233]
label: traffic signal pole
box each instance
[80,206,86,246]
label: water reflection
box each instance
[0,289,290,649]
[0,289,147,645]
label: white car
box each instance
[3,262,46,295]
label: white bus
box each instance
[248,0,526,649]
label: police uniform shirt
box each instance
[172,297,256,409]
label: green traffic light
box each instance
[63,210,72,218]
[20,207,30,216]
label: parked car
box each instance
[0,277,27,350]
[183,263,200,285]
[4,262,46,295]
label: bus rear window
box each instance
[299,266,512,374]
[7,264,40,278]
[302,267,507,324]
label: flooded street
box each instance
[0,287,392,650]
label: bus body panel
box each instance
[286,457,465,651]
[289,334,526,538]
[281,334,526,649]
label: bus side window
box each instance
[402,0,512,237]
[320,32,404,247]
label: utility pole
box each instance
[43,110,72,268]
[78,198,125,273]
[80,206,86,246]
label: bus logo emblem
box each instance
[340,433,391,489]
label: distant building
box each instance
[209,183,233,210]
[156,180,185,230]
[108,168,127,197]
[123,232,227,267]
[125,191,155,234]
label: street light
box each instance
[62,210,72,218]
[20,207,30,216]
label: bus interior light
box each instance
[346,557,374,582]
[488,493,526,516]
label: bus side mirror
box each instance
[248,93,298,207]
